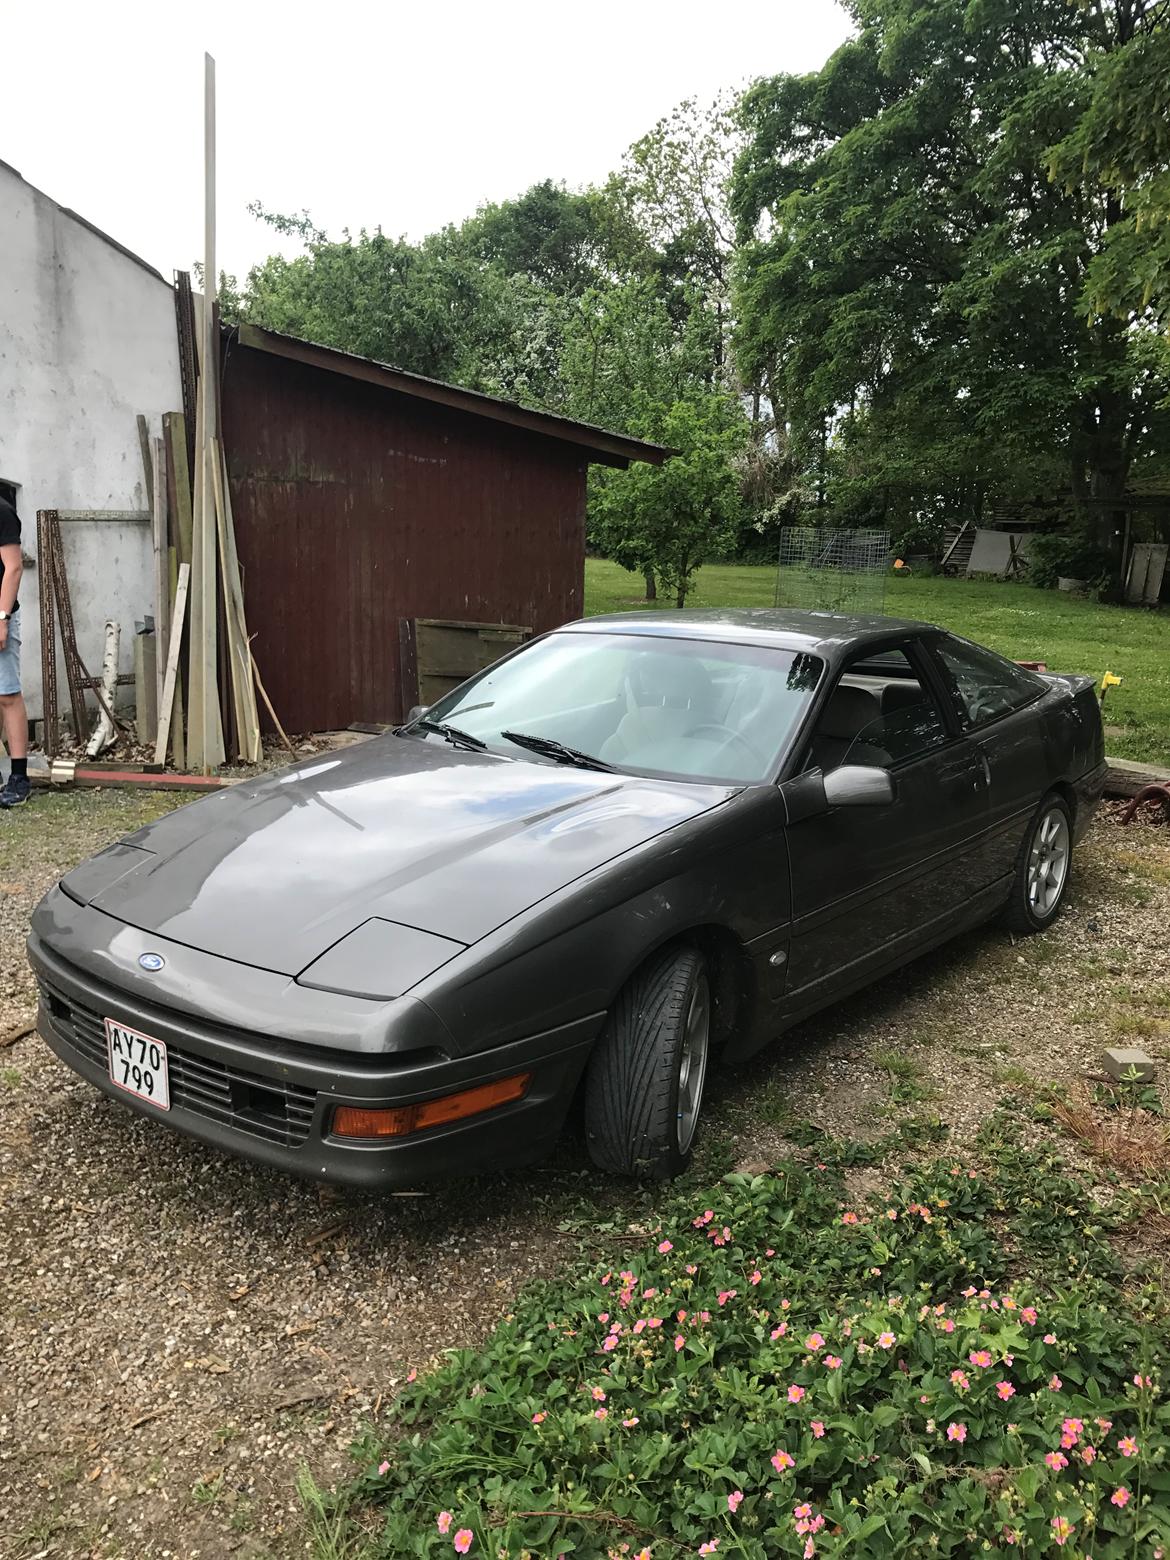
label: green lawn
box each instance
[583,558,1170,767]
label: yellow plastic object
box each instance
[1099,671,1122,703]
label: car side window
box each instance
[932,636,1045,728]
[807,648,949,772]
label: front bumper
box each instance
[29,931,600,1188]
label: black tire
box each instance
[1002,792,1073,934]
[584,945,710,1180]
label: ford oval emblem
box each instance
[138,952,165,972]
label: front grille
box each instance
[40,980,318,1147]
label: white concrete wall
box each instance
[0,161,182,725]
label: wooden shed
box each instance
[219,324,666,733]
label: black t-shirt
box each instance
[0,497,20,613]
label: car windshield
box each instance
[412,631,824,783]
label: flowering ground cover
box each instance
[305,1111,1170,1558]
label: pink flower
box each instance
[886,1208,897,1220]
[594,1407,607,1420]
[717,1290,737,1307]
[453,1530,473,1555]
[699,1543,720,1556]
[771,1448,795,1473]
[657,1239,673,1253]
[531,1412,546,1424]
[810,1420,825,1438]
[406,1368,418,1383]
[1095,1417,1113,1433]
[728,1490,743,1513]
[969,1350,991,1369]
[601,1336,617,1352]
[1061,1418,1082,1442]
[1081,1445,1096,1465]
[806,1333,825,1350]
[1020,1307,1037,1325]
[803,1541,815,1560]
[1043,1333,1057,1345]
[950,1370,970,1391]
[1050,1516,1073,1547]
[1118,1436,1138,1458]
[622,1416,639,1427]
[750,1270,762,1285]
[947,1422,967,1444]
[1048,1374,1062,1391]
[996,1381,1015,1400]
[1133,1373,1153,1388]
[685,1263,697,1275]
[823,1354,842,1370]
[878,1332,896,1350]
[1111,1487,1131,1508]
[938,1317,956,1334]
[647,1318,662,1329]
[841,1212,859,1225]
[787,1384,806,1404]
[591,1386,606,1401]
[771,1323,788,1341]
[377,1460,390,1475]
[1045,1451,1069,1471]
[694,1209,714,1227]
[674,1335,685,1352]
[598,1312,609,1324]
[437,1512,453,1535]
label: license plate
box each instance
[105,1019,170,1110]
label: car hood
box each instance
[75,735,734,977]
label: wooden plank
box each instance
[136,414,153,503]
[1105,756,1170,799]
[163,412,193,565]
[155,564,191,766]
[134,632,158,744]
[55,510,151,523]
[397,618,418,720]
[210,440,261,761]
[36,510,59,758]
[151,436,169,729]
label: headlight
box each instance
[297,918,466,1001]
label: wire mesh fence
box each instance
[773,527,892,614]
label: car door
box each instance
[780,641,992,1013]
[927,634,1050,882]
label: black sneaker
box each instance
[0,774,31,808]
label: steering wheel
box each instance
[685,724,765,768]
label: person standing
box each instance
[0,493,31,807]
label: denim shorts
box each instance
[0,612,21,696]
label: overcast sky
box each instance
[3,0,851,282]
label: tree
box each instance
[731,0,1170,583]
[590,393,746,606]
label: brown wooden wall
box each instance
[221,347,587,732]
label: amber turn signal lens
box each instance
[332,1073,532,1140]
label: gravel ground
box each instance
[2,788,1168,1560]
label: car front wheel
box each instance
[584,945,710,1180]
[1003,792,1073,933]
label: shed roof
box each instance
[232,322,670,470]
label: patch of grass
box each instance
[1113,1011,1168,1040]
[584,560,1170,765]
[992,1063,1035,1089]
[1,1066,20,1088]
[870,1047,924,1080]
[190,1472,226,1507]
[1051,1084,1170,1178]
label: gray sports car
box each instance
[30,610,1105,1186]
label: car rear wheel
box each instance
[584,945,710,1180]
[1002,793,1073,933]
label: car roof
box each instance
[559,607,938,657]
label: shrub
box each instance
[322,1140,1170,1558]
[1028,529,1114,592]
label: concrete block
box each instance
[1101,1047,1157,1084]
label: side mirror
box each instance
[823,764,896,807]
[779,764,895,823]
[405,705,430,724]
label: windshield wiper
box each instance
[500,730,616,772]
[413,718,487,751]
